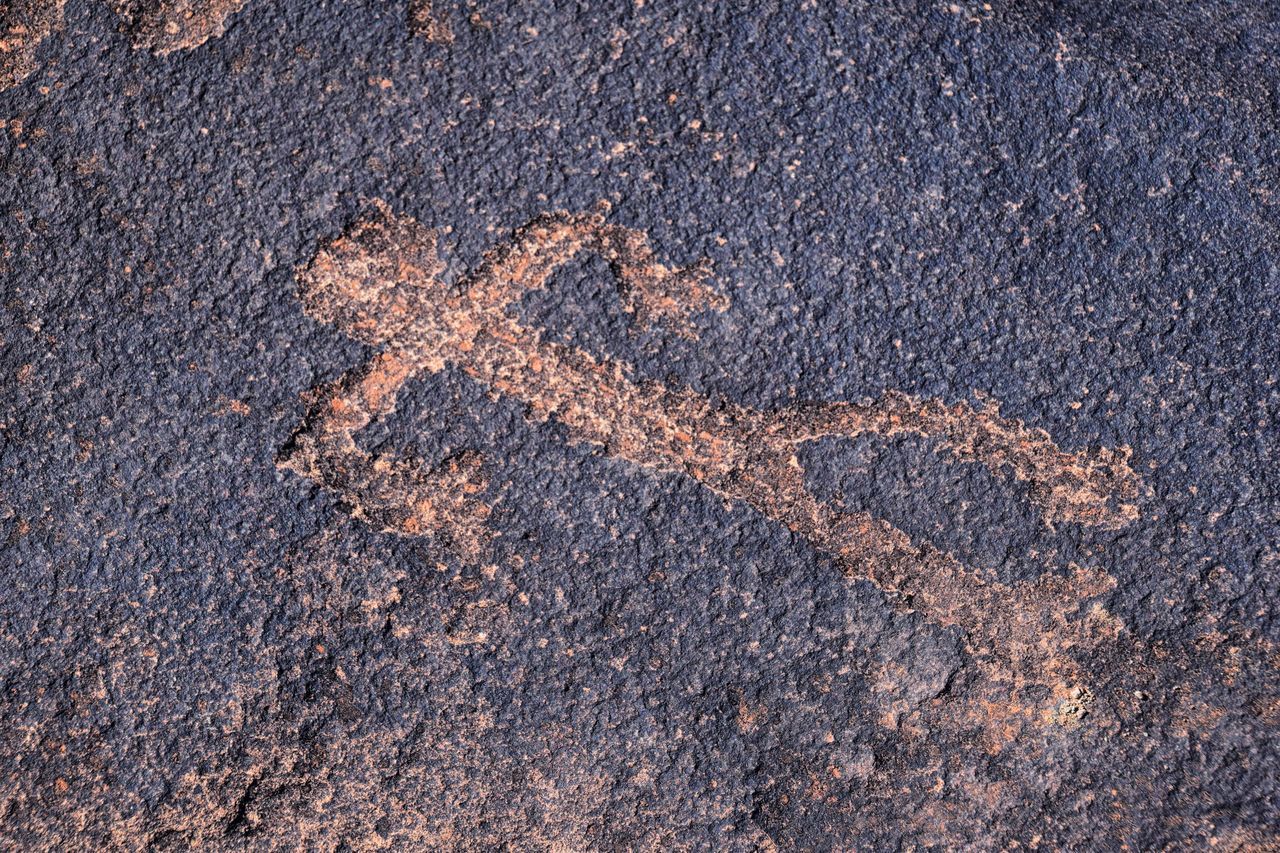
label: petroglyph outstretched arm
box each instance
[720,447,1119,650]
[466,206,726,337]
[715,449,1123,750]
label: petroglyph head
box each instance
[297,200,448,347]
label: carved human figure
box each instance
[280,199,1142,745]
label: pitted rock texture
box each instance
[1,0,1278,850]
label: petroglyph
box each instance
[279,199,1143,737]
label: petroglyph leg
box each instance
[719,454,1115,651]
[766,390,1140,529]
[716,454,1123,748]
[278,351,490,554]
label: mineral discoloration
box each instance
[407,0,451,44]
[4,0,1279,846]
[107,0,246,54]
[0,0,64,90]
[0,0,249,90]
[283,201,1138,556]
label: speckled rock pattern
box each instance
[1,1,1277,849]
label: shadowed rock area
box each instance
[0,0,1277,849]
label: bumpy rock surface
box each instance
[1,1,1277,849]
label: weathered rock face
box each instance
[0,1,1277,849]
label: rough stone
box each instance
[0,0,1277,849]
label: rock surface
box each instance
[105,0,246,55]
[0,0,66,90]
[1,0,1277,849]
